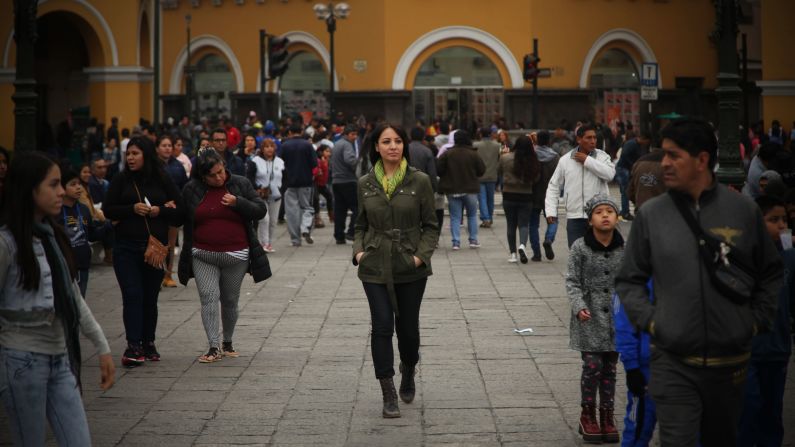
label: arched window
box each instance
[415,46,502,87]
[589,48,641,135]
[589,48,639,89]
[195,54,235,119]
[279,51,330,119]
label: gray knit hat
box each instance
[584,193,619,219]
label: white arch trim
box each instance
[392,26,524,90]
[4,0,120,67]
[257,30,338,93]
[579,28,661,89]
[169,35,245,94]
[136,1,154,67]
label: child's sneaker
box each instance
[468,240,481,249]
[122,344,145,368]
[452,242,460,251]
[143,342,160,361]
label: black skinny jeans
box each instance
[313,184,333,215]
[502,199,532,253]
[113,239,164,345]
[363,278,427,379]
[333,182,357,241]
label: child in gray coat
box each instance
[566,194,625,443]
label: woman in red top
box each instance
[312,144,333,228]
[178,148,268,363]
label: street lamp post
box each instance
[12,0,39,152]
[313,2,350,120]
[185,14,193,123]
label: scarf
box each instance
[374,158,408,199]
[32,221,82,388]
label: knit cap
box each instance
[584,193,619,219]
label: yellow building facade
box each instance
[1,0,792,151]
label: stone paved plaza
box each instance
[2,207,794,446]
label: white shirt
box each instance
[544,148,615,220]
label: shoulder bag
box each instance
[133,181,168,270]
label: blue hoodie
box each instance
[614,280,653,370]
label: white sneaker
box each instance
[508,253,518,263]
[518,244,528,264]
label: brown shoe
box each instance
[579,404,601,443]
[314,217,325,228]
[328,211,335,223]
[600,407,619,443]
[162,273,177,288]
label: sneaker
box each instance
[291,241,302,247]
[508,253,518,263]
[302,232,314,244]
[531,254,542,262]
[518,245,528,264]
[543,241,555,260]
[198,347,223,363]
[622,212,635,221]
[263,244,275,253]
[469,240,481,249]
[452,243,460,251]
[122,345,145,368]
[345,234,355,241]
[222,342,239,358]
[143,342,160,361]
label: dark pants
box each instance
[502,199,532,253]
[77,269,89,298]
[738,360,788,447]
[278,185,288,221]
[649,348,748,447]
[436,209,444,231]
[113,240,165,345]
[363,278,427,379]
[615,166,631,215]
[566,218,589,248]
[333,182,357,241]
[313,184,333,215]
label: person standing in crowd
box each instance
[742,143,780,198]
[544,125,615,248]
[173,135,193,175]
[312,144,333,229]
[210,127,246,177]
[88,159,110,205]
[614,131,650,220]
[60,167,98,298]
[156,135,188,288]
[241,133,258,161]
[281,123,318,246]
[530,130,560,261]
[616,119,782,446]
[248,138,284,253]
[119,128,131,172]
[408,127,439,193]
[738,195,794,447]
[475,128,501,228]
[566,194,624,444]
[0,152,115,446]
[627,146,666,211]
[104,136,184,368]
[498,135,539,263]
[353,123,439,418]
[437,131,486,250]
[102,137,121,179]
[331,125,360,244]
[179,148,269,363]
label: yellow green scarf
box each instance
[374,158,408,199]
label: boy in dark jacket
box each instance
[60,167,99,297]
[738,195,795,446]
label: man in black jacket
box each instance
[615,119,782,446]
[281,124,318,246]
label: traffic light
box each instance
[523,54,540,82]
[268,36,290,79]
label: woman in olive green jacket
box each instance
[352,123,439,419]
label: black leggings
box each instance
[363,278,427,379]
[313,185,333,214]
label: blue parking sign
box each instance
[641,63,658,87]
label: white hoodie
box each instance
[544,147,615,220]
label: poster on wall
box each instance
[603,90,640,134]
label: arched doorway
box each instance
[194,53,235,120]
[412,46,503,128]
[279,51,329,120]
[589,48,641,133]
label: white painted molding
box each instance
[257,30,338,93]
[756,80,795,96]
[391,26,524,90]
[169,34,245,94]
[579,28,661,89]
[84,66,154,82]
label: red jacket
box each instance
[313,159,329,187]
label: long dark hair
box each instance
[366,123,412,166]
[121,136,169,185]
[512,136,541,184]
[1,151,76,290]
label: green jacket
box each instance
[353,167,439,294]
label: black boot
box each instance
[399,362,416,403]
[379,377,400,418]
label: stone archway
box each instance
[579,28,660,89]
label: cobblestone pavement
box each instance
[2,200,794,446]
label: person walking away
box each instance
[104,136,184,367]
[475,128,501,228]
[352,124,439,418]
[615,119,782,446]
[156,135,189,288]
[530,130,560,261]
[437,131,486,250]
[627,147,666,211]
[179,148,269,363]
[566,194,624,443]
[248,139,284,253]
[498,136,539,264]
[312,144,333,229]
[281,124,318,246]
[737,195,794,447]
[331,125,361,244]
[0,152,115,446]
[408,126,439,194]
[60,166,99,298]
[615,131,650,220]
[544,125,615,248]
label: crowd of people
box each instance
[0,110,794,446]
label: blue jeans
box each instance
[615,166,631,215]
[529,208,558,257]
[566,218,589,248]
[478,182,496,222]
[0,348,91,446]
[738,361,788,447]
[113,239,165,344]
[622,365,657,447]
[447,194,479,245]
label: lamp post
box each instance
[184,14,194,123]
[12,0,38,152]
[313,2,350,120]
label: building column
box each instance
[12,0,38,152]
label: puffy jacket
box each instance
[544,148,615,219]
[614,281,653,370]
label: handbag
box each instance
[670,193,756,305]
[133,182,168,270]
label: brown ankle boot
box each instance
[313,216,325,228]
[379,377,400,418]
[600,407,619,443]
[328,210,334,223]
[398,362,416,403]
[578,404,601,443]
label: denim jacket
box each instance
[0,226,56,327]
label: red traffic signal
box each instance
[268,36,290,79]
[523,54,540,81]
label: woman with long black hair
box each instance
[104,136,184,367]
[498,135,540,263]
[0,152,115,445]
